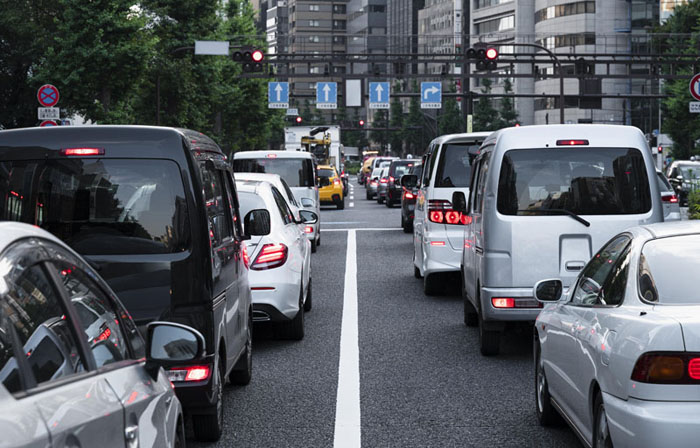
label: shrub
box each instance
[689,189,700,220]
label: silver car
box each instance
[656,169,681,221]
[455,125,665,356]
[365,167,384,200]
[534,221,700,447]
[0,222,205,448]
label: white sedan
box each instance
[236,179,316,340]
[534,221,700,448]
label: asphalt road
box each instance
[191,179,579,447]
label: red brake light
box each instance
[266,153,278,158]
[241,245,250,268]
[662,194,679,204]
[60,147,105,156]
[428,200,468,225]
[430,210,444,223]
[304,225,314,234]
[556,139,589,146]
[430,241,445,246]
[389,176,395,183]
[444,210,461,224]
[93,327,111,343]
[380,178,388,183]
[630,353,700,384]
[251,243,288,270]
[187,366,210,381]
[404,191,415,200]
[334,178,341,185]
[689,358,700,380]
[492,297,515,308]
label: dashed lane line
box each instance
[333,229,360,448]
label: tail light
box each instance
[241,245,250,268]
[403,190,415,200]
[662,194,679,204]
[333,178,341,185]
[304,225,314,233]
[168,365,211,382]
[389,176,395,183]
[556,139,589,146]
[428,200,472,225]
[380,178,388,184]
[371,180,378,186]
[631,352,700,383]
[491,297,542,309]
[251,243,288,270]
[60,147,104,156]
[492,298,515,308]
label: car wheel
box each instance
[317,233,321,246]
[229,313,253,385]
[173,416,185,448]
[386,197,393,208]
[192,359,224,442]
[535,340,561,426]
[424,273,441,295]
[337,198,344,210]
[304,278,313,312]
[593,392,613,448]
[284,287,305,340]
[462,278,477,327]
[478,300,501,356]
[366,191,371,200]
[311,239,317,253]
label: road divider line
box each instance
[349,202,354,207]
[334,229,361,448]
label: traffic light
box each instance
[658,146,663,154]
[467,44,498,71]
[359,119,365,127]
[295,116,303,124]
[232,46,264,72]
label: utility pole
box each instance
[461,0,471,131]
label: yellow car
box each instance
[317,165,345,209]
[360,157,375,185]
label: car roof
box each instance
[233,150,314,159]
[0,222,68,255]
[0,125,224,156]
[317,164,335,170]
[430,132,492,146]
[482,124,647,150]
[636,221,700,240]
[234,172,284,184]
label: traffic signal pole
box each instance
[461,0,470,130]
[510,42,565,124]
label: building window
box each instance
[333,4,346,13]
[333,20,346,29]
[369,5,385,12]
[309,4,320,11]
[535,2,595,23]
[309,19,320,27]
[536,33,596,49]
[534,96,580,111]
[474,14,514,34]
[308,35,320,42]
[474,0,510,10]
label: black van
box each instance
[0,126,252,441]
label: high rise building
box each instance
[388,0,425,74]
[347,0,388,76]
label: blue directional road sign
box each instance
[369,82,390,109]
[421,82,442,109]
[316,82,337,109]
[268,82,289,109]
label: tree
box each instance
[404,80,425,156]
[657,1,700,159]
[438,82,463,135]
[370,109,389,151]
[497,78,519,128]
[473,79,500,131]
[389,82,404,155]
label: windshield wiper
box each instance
[517,209,591,227]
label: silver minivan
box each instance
[454,125,664,356]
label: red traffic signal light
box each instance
[295,116,303,124]
[657,146,663,153]
[252,50,264,62]
[485,48,498,60]
[359,120,365,127]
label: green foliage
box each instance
[344,161,361,175]
[404,80,426,156]
[689,189,700,220]
[657,1,700,159]
[0,0,280,155]
[389,82,404,155]
[473,79,500,131]
[438,82,464,135]
[497,79,519,127]
[370,109,389,151]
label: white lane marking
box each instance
[334,230,360,448]
[349,202,354,207]
[323,228,403,232]
[349,195,354,200]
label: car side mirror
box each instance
[244,209,271,236]
[145,322,206,379]
[401,174,418,189]
[299,210,318,224]
[452,192,467,214]
[533,279,563,303]
[320,177,331,187]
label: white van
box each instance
[410,132,491,294]
[454,125,664,356]
[233,151,321,252]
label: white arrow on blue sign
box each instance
[369,82,390,109]
[268,82,289,109]
[421,82,442,109]
[316,82,337,109]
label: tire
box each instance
[462,277,477,327]
[478,300,501,356]
[535,341,561,426]
[311,238,317,253]
[414,265,421,279]
[386,196,393,208]
[304,278,313,312]
[366,191,371,200]
[229,313,253,385]
[284,288,305,340]
[192,359,224,442]
[593,392,614,448]
[424,273,440,295]
[337,198,344,210]
[317,234,321,246]
[376,194,382,204]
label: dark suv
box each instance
[401,161,423,232]
[0,126,253,442]
[385,159,418,207]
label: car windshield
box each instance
[233,158,315,187]
[0,159,189,255]
[435,144,480,188]
[497,148,651,215]
[640,235,700,304]
[679,164,700,180]
[389,162,414,177]
[237,191,268,218]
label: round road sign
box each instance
[690,74,700,101]
[39,120,57,127]
[37,84,60,107]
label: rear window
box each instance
[389,162,414,177]
[435,144,480,188]
[318,169,334,178]
[656,172,672,192]
[0,159,189,255]
[233,157,314,187]
[640,235,700,304]
[497,148,651,216]
[237,191,267,217]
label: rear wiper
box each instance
[517,209,591,227]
